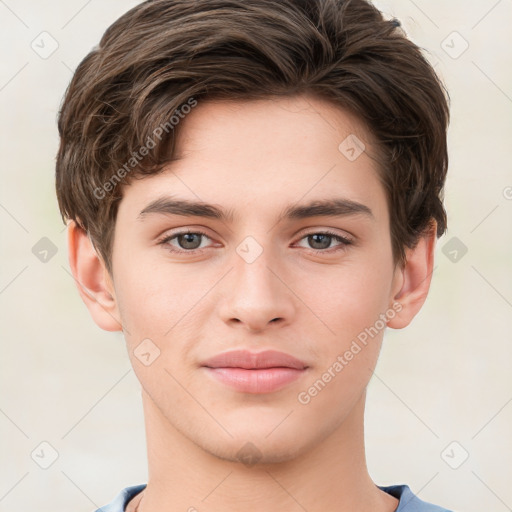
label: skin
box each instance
[68,94,437,512]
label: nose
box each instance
[218,245,296,333]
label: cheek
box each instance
[112,250,200,337]
[295,256,393,351]
[294,263,390,415]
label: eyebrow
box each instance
[137,196,374,223]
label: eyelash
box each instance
[157,229,353,255]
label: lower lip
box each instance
[204,367,306,393]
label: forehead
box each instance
[118,94,388,226]
[174,94,372,161]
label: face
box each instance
[107,94,403,463]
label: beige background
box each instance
[1,1,511,511]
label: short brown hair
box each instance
[55,0,449,275]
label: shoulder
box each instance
[92,484,147,512]
[379,484,453,512]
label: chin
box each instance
[200,434,311,466]
[189,413,324,466]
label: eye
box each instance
[158,230,213,253]
[295,231,353,253]
[157,229,353,255]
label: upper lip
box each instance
[202,349,308,370]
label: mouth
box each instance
[201,349,309,394]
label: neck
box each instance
[134,389,398,512]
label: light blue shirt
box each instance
[93,483,452,511]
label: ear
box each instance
[387,220,437,329]
[67,220,123,332]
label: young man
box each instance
[55,0,451,510]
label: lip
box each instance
[201,349,309,394]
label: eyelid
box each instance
[157,228,213,249]
[155,223,215,240]
[298,227,354,242]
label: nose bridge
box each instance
[219,234,295,331]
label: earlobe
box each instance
[67,220,123,332]
[387,221,437,330]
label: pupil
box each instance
[180,233,201,249]
[310,234,331,249]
